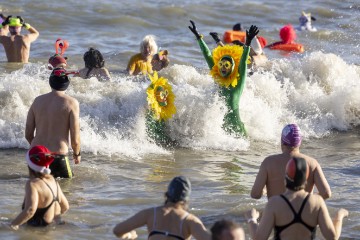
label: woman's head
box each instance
[285,157,309,191]
[83,47,105,69]
[26,146,55,176]
[165,176,191,204]
[140,35,158,58]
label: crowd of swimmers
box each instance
[0,11,349,240]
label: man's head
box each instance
[211,219,245,240]
[8,17,22,35]
[281,123,302,148]
[285,157,309,191]
[49,68,70,91]
[165,176,191,204]
[218,55,235,77]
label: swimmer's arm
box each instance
[26,25,39,43]
[69,100,81,164]
[197,38,214,69]
[317,197,337,239]
[11,181,38,228]
[188,215,211,240]
[58,182,69,214]
[126,57,136,76]
[234,45,250,94]
[314,163,332,199]
[25,105,35,144]
[251,160,267,199]
[113,209,147,238]
[101,68,111,81]
[255,199,275,240]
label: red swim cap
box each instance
[286,157,309,187]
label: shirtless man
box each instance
[211,219,245,240]
[0,15,39,63]
[25,68,81,178]
[251,124,331,199]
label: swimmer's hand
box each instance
[245,25,259,46]
[209,32,221,44]
[2,15,12,26]
[188,20,201,40]
[1,223,19,230]
[121,230,137,239]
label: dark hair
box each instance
[28,166,45,179]
[233,23,243,31]
[83,47,105,77]
[211,219,241,240]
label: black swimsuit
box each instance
[274,194,316,240]
[148,207,189,240]
[22,179,59,227]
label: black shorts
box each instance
[50,155,73,178]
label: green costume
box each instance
[197,38,250,137]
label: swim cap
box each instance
[48,54,67,69]
[8,17,22,27]
[285,157,309,189]
[26,145,55,175]
[49,68,70,91]
[166,176,191,203]
[281,124,302,147]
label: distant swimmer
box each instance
[266,24,304,53]
[126,35,158,76]
[113,176,211,240]
[297,11,317,32]
[189,20,259,137]
[25,68,81,178]
[251,124,331,200]
[8,146,69,230]
[0,15,39,63]
[75,47,111,81]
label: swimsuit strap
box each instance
[41,178,59,202]
[152,207,157,229]
[280,194,297,215]
[179,212,189,234]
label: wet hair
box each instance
[164,176,191,204]
[83,47,105,77]
[28,166,46,179]
[140,35,158,56]
[211,219,242,240]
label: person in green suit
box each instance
[188,20,259,137]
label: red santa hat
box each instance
[26,146,55,174]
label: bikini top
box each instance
[148,207,189,240]
[22,178,59,227]
[274,194,316,240]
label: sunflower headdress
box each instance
[147,71,176,121]
[210,45,251,88]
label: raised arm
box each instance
[188,214,211,240]
[18,16,39,42]
[188,20,214,69]
[209,32,224,47]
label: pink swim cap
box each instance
[281,124,302,147]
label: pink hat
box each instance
[281,124,302,147]
[26,146,55,174]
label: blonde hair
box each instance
[140,35,158,56]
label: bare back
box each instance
[251,150,331,199]
[26,91,79,154]
[256,191,336,240]
[0,35,31,62]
